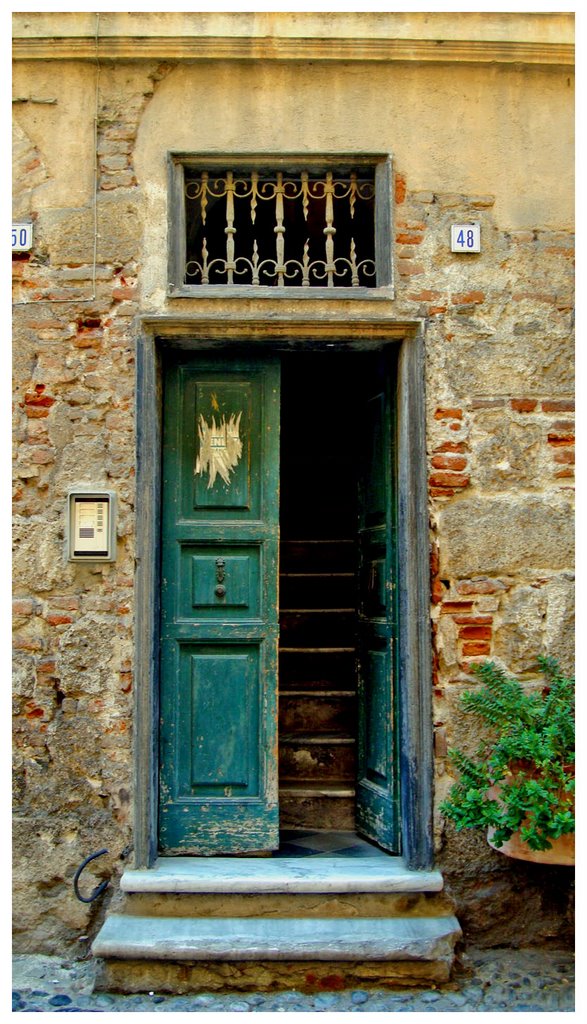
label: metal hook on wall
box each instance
[73,848,110,904]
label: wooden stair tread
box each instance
[280,733,355,744]
[279,781,355,796]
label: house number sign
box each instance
[12,222,34,252]
[451,223,481,253]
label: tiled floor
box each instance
[274,829,385,858]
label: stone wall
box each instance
[13,14,574,954]
[391,178,574,945]
[12,61,158,953]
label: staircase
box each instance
[92,838,461,993]
[279,539,357,830]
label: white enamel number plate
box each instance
[451,223,481,253]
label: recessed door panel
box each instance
[365,646,389,783]
[184,646,258,793]
[179,546,261,618]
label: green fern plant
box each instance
[440,658,574,851]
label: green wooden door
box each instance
[159,355,280,854]
[356,354,399,852]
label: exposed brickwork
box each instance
[97,63,174,191]
[394,172,407,206]
[510,398,538,413]
[450,291,485,306]
[431,584,504,671]
[429,408,470,496]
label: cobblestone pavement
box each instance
[12,947,575,1013]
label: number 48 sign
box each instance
[451,223,481,253]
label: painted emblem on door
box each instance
[195,411,243,488]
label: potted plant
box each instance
[440,657,574,865]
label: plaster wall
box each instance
[137,60,573,268]
[12,10,575,45]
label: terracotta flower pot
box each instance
[486,783,575,865]
[487,825,575,865]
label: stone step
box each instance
[119,855,444,894]
[92,852,460,992]
[92,914,461,962]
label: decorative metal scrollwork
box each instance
[184,168,376,288]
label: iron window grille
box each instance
[168,156,393,298]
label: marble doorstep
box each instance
[92,914,460,961]
[120,854,444,894]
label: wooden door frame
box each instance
[133,313,433,870]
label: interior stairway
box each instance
[279,539,357,831]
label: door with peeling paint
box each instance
[158,355,280,854]
[355,353,399,852]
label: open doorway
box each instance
[279,354,361,831]
[278,352,398,851]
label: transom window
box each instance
[168,156,393,297]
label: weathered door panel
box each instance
[356,354,399,852]
[159,357,280,854]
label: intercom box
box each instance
[67,490,117,561]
